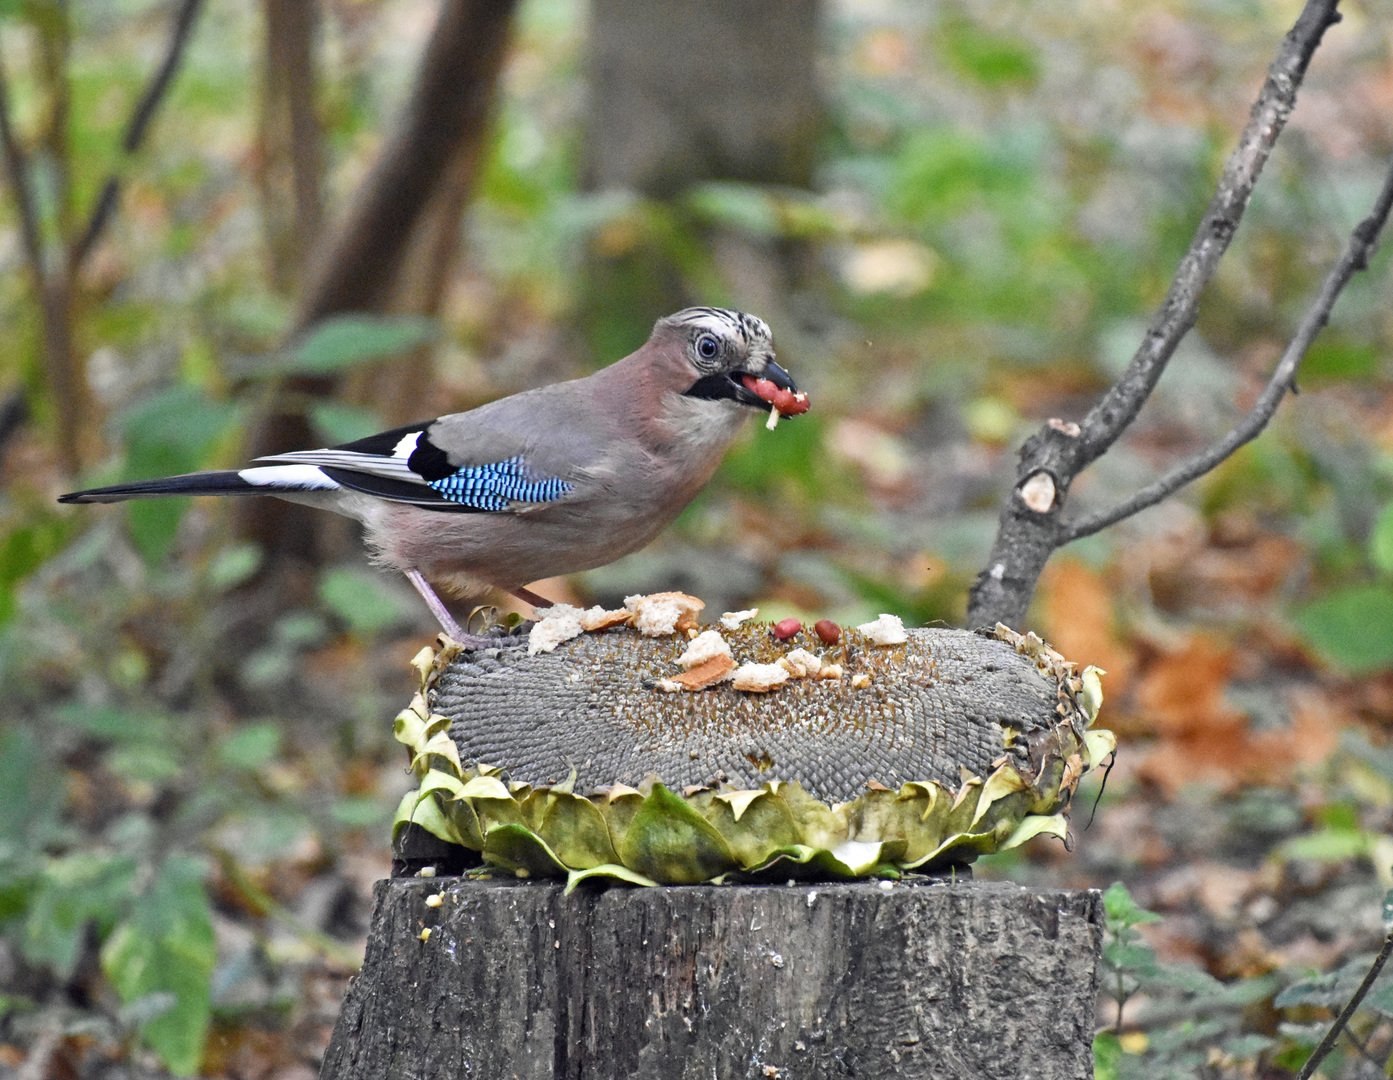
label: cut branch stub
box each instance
[391,621,1112,888]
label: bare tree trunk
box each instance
[241,0,519,561]
[257,0,325,291]
[584,0,821,196]
[580,0,824,349]
[348,130,482,427]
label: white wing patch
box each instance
[238,464,340,490]
[254,447,420,481]
[391,431,421,458]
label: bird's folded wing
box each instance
[256,426,576,514]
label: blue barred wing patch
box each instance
[427,455,572,510]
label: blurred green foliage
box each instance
[0,0,1391,1074]
[1096,882,1281,1079]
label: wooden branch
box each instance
[1064,154,1393,543]
[240,0,519,558]
[1067,0,1341,472]
[0,45,86,472]
[0,50,48,288]
[295,0,519,324]
[1297,928,1393,1080]
[965,0,1343,629]
[71,0,206,268]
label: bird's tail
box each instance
[59,465,338,504]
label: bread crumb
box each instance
[678,629,733,669]
[851,672,872,690]
[720,608,758,630]
[731,662,790,693]
[579,605,633,631]
[624,591,705,636]
[817,663,844,681]
[671,654,737,690]
[528,604,586,654]
[856,613,908,646]
[777,648,822,678]
[654,678,683,693]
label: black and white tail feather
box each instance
[58,420,572,515]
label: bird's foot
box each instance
[439,628,524,651]
[440,604,529,651]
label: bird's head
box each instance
[652,307,810,420]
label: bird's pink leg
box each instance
[403,569,504,648]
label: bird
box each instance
[59,307,810,646]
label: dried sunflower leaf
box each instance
[616,783,737,884]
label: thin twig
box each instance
[1297,929,1393,1080]
[70,0,206,267]
[1067,0,1342,472]
[1063,152,1393,543]
[0,48,48,286]
[965,0,1343,629]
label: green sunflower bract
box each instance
[391,625,1115,889]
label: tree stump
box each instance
[321,877,1102,1079]
[322,619,1109,1076]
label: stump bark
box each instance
[320,876,1102,1079]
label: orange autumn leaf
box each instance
[1037,558,1135,695]
[1134,639,1341,796]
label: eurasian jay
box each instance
[59,307,810,645]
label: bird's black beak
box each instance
[682,359,808,415]
[757,359,798,394]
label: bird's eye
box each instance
[695,333,721,362]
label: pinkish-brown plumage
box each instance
[59,308,809,643]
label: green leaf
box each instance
[1000,813,1068,850]
[939,17,1040,87]
[482,822,568,878]
[0,728,63,856]
[616,783,737,884]
[1302,338,1380,382]
[1371,503,1393,577]
[317,565,419,636]
[1092,1031,1122,1080]
[100,855,215,1076]
[393,788,467,848]
[330,796,387,829]
[216,724,281,771]
[1277,827,1373,862]
[53,704,172,746]
[310,401,386,445]
[565,863,659,893]
[117,386,245,562]
[684,183,782,236]
[1102,881,1162,928]
[270,314,438,376]
[0,513,73,624]
[1103,940,1160,978]
[536,791,621,869]
[1292,586,1393,674]
[1220,1033,1275,1059]
[22,853,139,978]
[1275,970,1347,1009]
[205,544,262,591]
